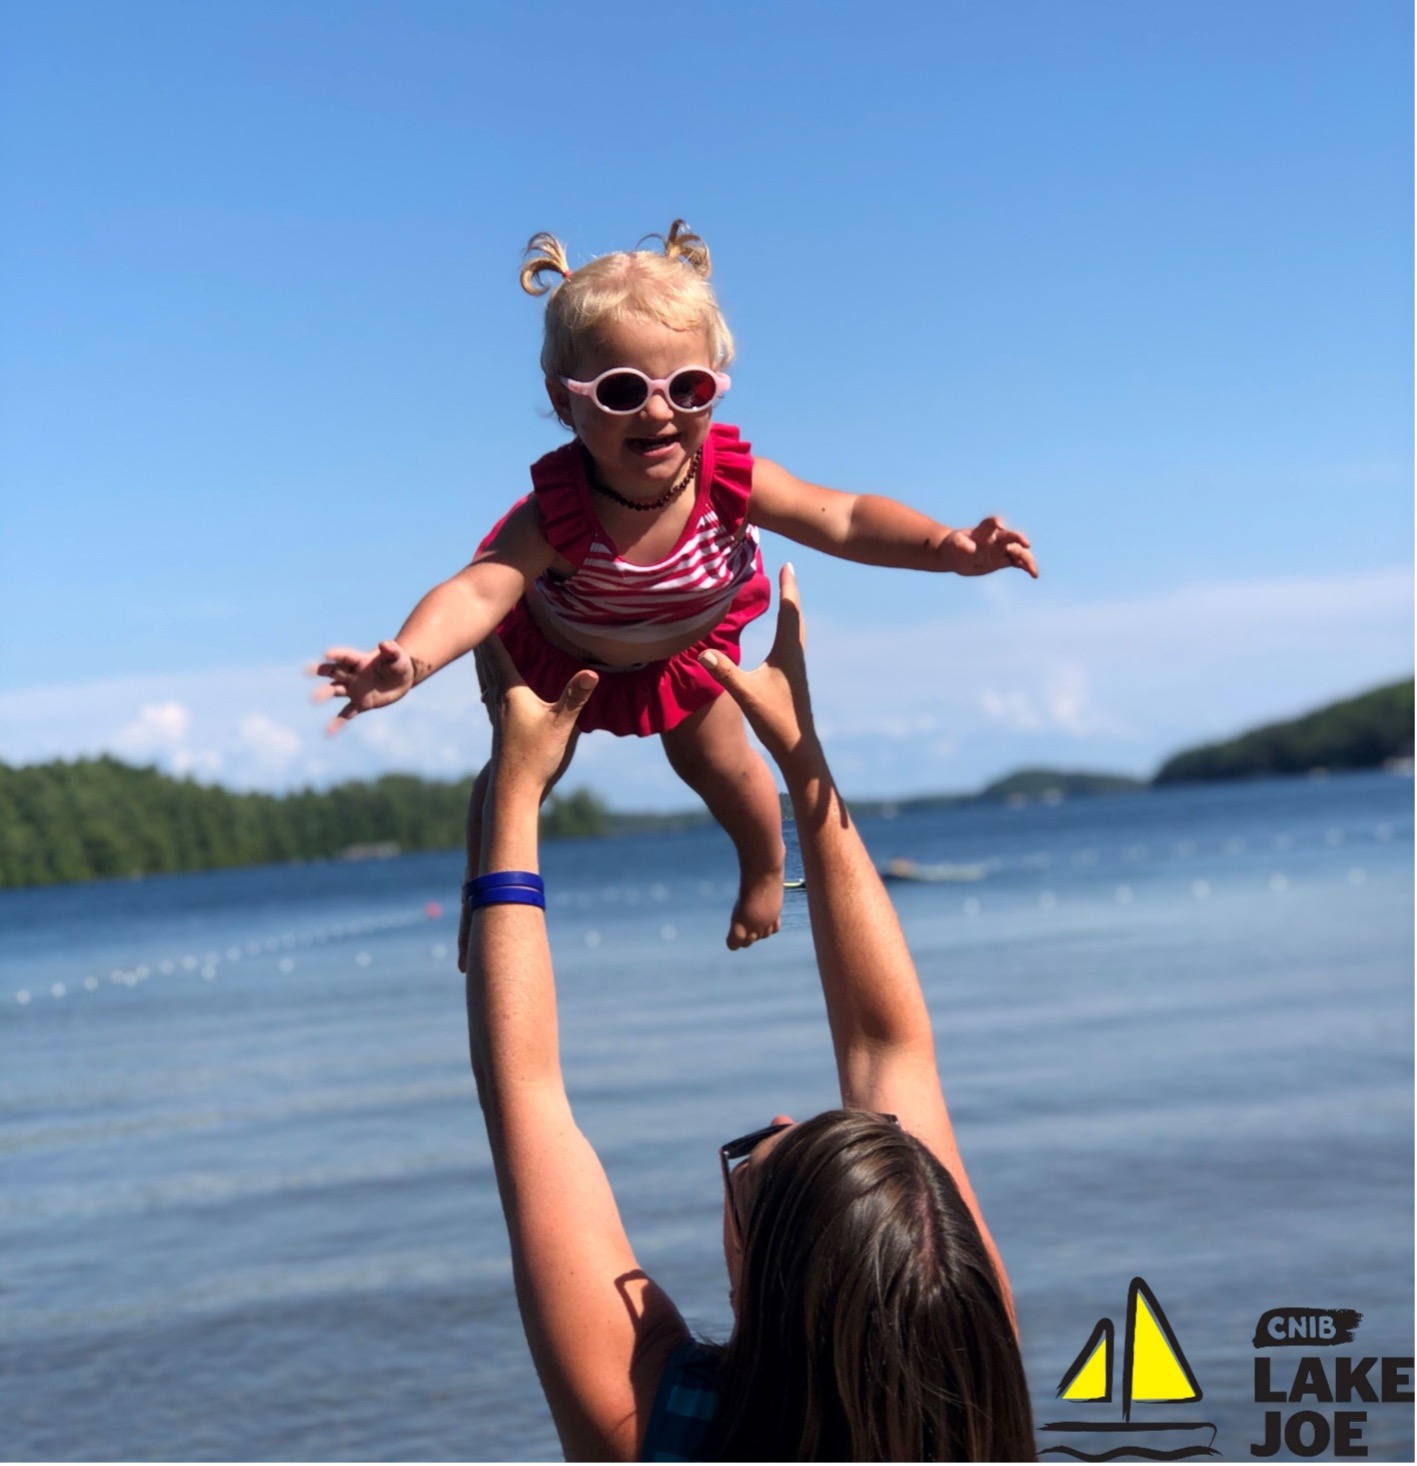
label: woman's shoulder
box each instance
[640,1340,722,1463]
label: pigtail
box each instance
[520,232,573,296]
[653,219,712,278]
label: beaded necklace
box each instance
[588,448,701,512]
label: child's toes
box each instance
[727,877,784,951]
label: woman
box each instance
[461,566,1034,1461]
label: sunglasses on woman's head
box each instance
[720,1122,791,1241]
[719,1114,901,1239]
[560,366,731,415]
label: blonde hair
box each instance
[520,222,735,402]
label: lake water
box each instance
[2,771,1412,1462]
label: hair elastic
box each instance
[464,871,546,910]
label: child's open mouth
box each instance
[627,435,679,458]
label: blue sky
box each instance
[2,1,1410,806]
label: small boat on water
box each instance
[879,857,987,884]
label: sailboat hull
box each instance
[1038,1420,1219,1461]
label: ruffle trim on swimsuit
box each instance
[529,446,597,569]
[530,423,754,568]
[699,423,754,536]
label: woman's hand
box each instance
[308,641,416,733]
[476,635,599,798]
[456,640,595,973]
[698,564,820,770]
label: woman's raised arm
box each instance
[465,641,689,1460]
[700,567,1012,1309]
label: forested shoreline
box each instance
[3,677,1409,889]
[1154,678,1412,784]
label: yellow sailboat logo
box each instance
[1042,1278,1217,1459]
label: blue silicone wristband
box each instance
[469,870,543,892]
[467,886,546,911]
[464,872,545,909]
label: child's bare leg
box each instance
[661,694,785,950]
[458,729,580,972]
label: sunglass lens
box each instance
[669,369,718,410]
[594,372,650,412]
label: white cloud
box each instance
[0,567,1410,804]
[980,688,1044,732]
[235,713,302,773]
[113,701,191,759]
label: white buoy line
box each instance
[11,905,446,1007]
[989,820,1401,880]
[9,818,1404,1006]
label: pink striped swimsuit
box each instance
[481,423,772,738]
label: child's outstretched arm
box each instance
[310,501,555,732]
[748,458,1038,579]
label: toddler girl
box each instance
[313,222,1036,949]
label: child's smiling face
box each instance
[549,314,717,496]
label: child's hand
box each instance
[308,641,416,733]
[938,517,1038,579]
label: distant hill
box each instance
[979,768,1145,801]
[1154,678,1414,785]
[844,768,1143,820]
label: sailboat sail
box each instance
[1057,1319,1113,1402]
[1124,1278,1203,1415]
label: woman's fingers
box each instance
[770,562,805,659]
[475,633,525,700]
[558,669,599,714]
[697,648,743,696]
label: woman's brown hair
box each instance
[709,1110,1035,1461]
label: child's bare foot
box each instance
[727,849,786,950]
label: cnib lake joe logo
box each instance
[1251,1307,1413,1458]
[1042,1287,1413,1461]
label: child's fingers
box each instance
[1007,543,1040,578]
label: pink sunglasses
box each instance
[560,366,731,415]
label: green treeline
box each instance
[1154,679,1413,785]
[3,676,1411,889]
[0,757,618,889]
